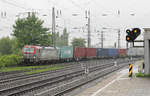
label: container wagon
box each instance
[73,47,86,61]
[85,48,97,58]
[73,47,97,60]
[97,48,108,58]
[58,46,73,62]
[97,48,118,58]
[127,48,144,57]
[108,48,118,57]
[118,49,127,57]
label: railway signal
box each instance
[126,29,134,42]
[126,28,141,42]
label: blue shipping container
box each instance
[96,48,118,57]
[108,48,118,57]
[96,48,109,57]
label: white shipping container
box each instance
[127,48,144,56]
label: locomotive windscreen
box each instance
[24,48,35,53]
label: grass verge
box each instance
[135,73,150,77]
[0,65,63,72]
[26,66,63,74]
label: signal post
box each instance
[143,28,150,74]
[126,28,150,74]
[126,28,141,75]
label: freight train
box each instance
[22,45,144,63]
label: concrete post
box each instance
[143,28,150,74]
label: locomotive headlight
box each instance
[33,54,36,59]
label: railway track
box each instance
[33,60,139,96]
[36,62,133,96]
[0,62,77,81]
[0,57,132,85]
[0,62,115,96]
[0,63,81,85]
[0,59,125,84]
[0,57,131,81]
[0,58,140,96]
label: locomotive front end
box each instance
[22,45,38,63]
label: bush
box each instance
[0,54,22,68]
[135,73,150,77]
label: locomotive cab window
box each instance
[24,48,35,53]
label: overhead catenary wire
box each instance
[6,0,30,9]
[0,0,29,10]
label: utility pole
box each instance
[126,42,128,49]
[101,31,104,48]
[1,11,6,18]
[28,12,31,17]
[88,11,91,48]
[118,29,120,48]
[52,7,56,48]
[85,10,91,48]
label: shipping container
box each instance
[73,47,86,60]
[127,48,144,56]
[85,48,97,58]
[73,47,97,60]
[108,48,118,57]
[96,48,118,58]
[96,48,109,57]
[58,46,73,59]
[118,49,127,57]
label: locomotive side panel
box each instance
[39,48,59,61]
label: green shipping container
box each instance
[58,46,73,59]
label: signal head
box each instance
[132,28,141,34]
[126,28,141,42]
[133,29,137,33]
[126,37,130,41]
[126,35,134,42]
[126,29,131,34]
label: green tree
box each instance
[0,37,12,55]
[71,38,86,47]
[11,38,22,54]
[12,13,52,48]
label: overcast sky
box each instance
[0,0,149,48]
